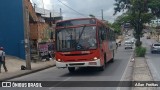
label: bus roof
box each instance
[56,18,96,23]
[55,18,113,31]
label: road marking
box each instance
[146,57,160,90]
[116,51,133,90]
[146,56,160,80]
[48,77,72,90]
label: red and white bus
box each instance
[55,18,116,72]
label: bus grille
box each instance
[69,63,85,66]
[64,54,89,56]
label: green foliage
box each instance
[135,46,146,57]
[113,0,158,47]
[114,0,160,24]
[111,22,121,34]
[148,0,160,17]
[106,21,121,35]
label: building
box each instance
[0,0,26,59]
[0,0,61,59]
[150,19,160,27]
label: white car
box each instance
[151,43,160,53]
[124,41,133,49]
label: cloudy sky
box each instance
[31,0,123,23]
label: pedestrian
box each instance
[116,43,118,52]
[0,47,8,73]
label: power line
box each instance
[31,0,108,20]
[54,10,103,17]
[57,0,87,17]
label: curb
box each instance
[0,64,56,81]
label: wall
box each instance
[0,0,25,59]
[30,23,38,39]
[30,22,49,42]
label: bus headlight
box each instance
[93,57,98,60]
[57,59,61,62]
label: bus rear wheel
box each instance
[68,67,75,73]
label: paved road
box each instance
[142,36,160,82]
[1,44,133,90]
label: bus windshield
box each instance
[56,19,96,27]
[56,26,97,52]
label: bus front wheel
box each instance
[68,67,75,73]
[99,55,106,71]
[99,64,105,71]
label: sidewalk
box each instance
[0,55,56,81]
[132,57,155,90]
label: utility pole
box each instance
[60,8,62,16]
[157,17,159,42]
[50,12,52,27]
[34,3,36,11]
[101,9,104,20]
[42,0,45,16]
[60,8,62,20]
[23,1,31,70]
[158,30,160,42]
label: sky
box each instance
[31,0,123,23]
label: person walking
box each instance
[0,47,8,73]
[116,43,118,52]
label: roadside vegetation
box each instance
[113,0,160,46]
[135,46,146,57]
[112,0,160,57]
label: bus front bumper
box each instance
[56,59,101,68]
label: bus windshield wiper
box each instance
[75,25,86,49]
[77,25,86,44]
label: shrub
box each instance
[135,46,146,57]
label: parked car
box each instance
[124,41,133,49]
[151,43,160,53]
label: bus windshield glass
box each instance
[56,26,97,51]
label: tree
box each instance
[114,0,156,47]
[105,18,122,35]
[148,0,160,17]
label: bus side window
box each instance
[99,26,107,42]
[110,30,113,41]
[102,26,107,40]
[109,29,111,41]
[99,26,103,43]
[106,28,110,40]
[111,30,115,41]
